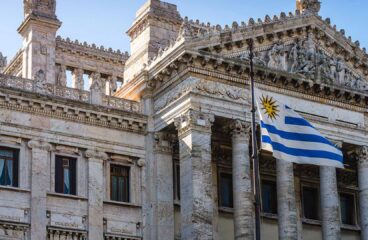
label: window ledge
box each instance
[341,224,360,231]
[0,185,30,193]
[261,212,278,220]
[47,192,88,201]
[219,207,234,214]
[302,218,322,226]
[173,200,180,207]
[103,200,141,208]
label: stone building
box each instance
[0,0,367,239]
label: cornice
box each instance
[0,88,147,134]
[3,50,23,76]
[17,15,61,34]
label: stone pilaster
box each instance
[320,141,341,240]
[174,109,215,240]
[153,132,174,240]
[230,120,254,240]
[86,149,108,240]
[28,139,52,240]
[357,146,368,239]
[276,160,298,240]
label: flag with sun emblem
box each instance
[255,90,344,168]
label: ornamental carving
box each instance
[297,0,321,14]
[174,109,214,135]
[237,34,368,91]
[85,149,108,161]
[230,120,251,137]
[24,0,56,18]
[28,140,52,151]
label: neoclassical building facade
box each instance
[0,0,367,239]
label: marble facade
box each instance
[0,0,367,239]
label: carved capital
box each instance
[154,132,175,154]
[174,109,214,136]
[356,146,368,159]
[28,140,52,151]
[85,149,108,161]
[230,120,251,138]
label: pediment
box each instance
[181,12,368,92]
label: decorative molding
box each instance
[28,139,52,151]
[85,149,108,161]
[154,132,175,154]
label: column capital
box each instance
[154,132,175,154]
[355,145,368,158]
[230,120,251,138]
[85,149,108,161]
[28,139,52,151]
[174,109,214,136]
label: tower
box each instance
[18,0,61,83]
[124,0,182,82]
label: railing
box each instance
[0,74,141,114]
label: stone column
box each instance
[230,120,254,239]
[153,132,174,239]
[28,140,52,240]
[357,146,368,239]
[320,140,341,240]
[86,149,108,240]
[72,68,84,90]
[276,160,298,240]
[175,109,215,240]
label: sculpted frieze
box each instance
[237,34,368,91]
[154,77,248,112]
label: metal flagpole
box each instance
[248,39,261,240]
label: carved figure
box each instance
[57,65,67,86]
[304,33,316,61]
[109,76,118,93]
[90,73,104,92]
[288,41,300,72]
[336,58,346,85]
[34,69,47,92]
[24,0,56,18]
[298,0,321,14]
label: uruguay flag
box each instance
[256,90,344,168]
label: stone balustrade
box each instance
[0,73,141,113]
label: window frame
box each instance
[173,160,180,202]
[217,167,233,209]
[339,190,358,226]
[260,177,278,215]
[54,155,77,196]
[0,146,19,188]
[301,183,320,221]
[109,164,130,203]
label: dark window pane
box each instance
[262,180,277,214]
[340,193,355,225]
[0,148,19,187]
[110,165,130,202]
[219,173,233,208]
[303,187,319,220]
[55,156,77,195]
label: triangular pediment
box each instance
[180,12,368,92]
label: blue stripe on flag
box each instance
[284,117,315,129]
[261,135,343,162]
[261,121,334,147]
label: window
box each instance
[340,193,356,225]
[302,186,319,220]
[261,180,277,214]
[110,165,130,202]
[173,162,180,201]
[55,156,76,195]
[219,172,233,208]
[0,147,19,187]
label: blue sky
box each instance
[0,0,367,59]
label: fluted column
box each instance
[86,149,108,240]
[320,141,341,240]
[357,146,368,239]
[230,120,254,239]
[174,109,215,240]
[28,140,52,240]
[277,160,298,240]
[153,132,174,240]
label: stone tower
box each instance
[18,0,61,83]
[124,0,182,82]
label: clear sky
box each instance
[0,0,367,60]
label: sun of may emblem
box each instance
[260,95,279,120]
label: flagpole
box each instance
[248,39,261,240]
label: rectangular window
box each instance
[340,193,356,225]
[173,162,180,201]
[302,186,319,220]
[110,165,130,202]
[55,156,76,195]
[219,172,233,208]
[261,180,277,214]
[0,147,19,187]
